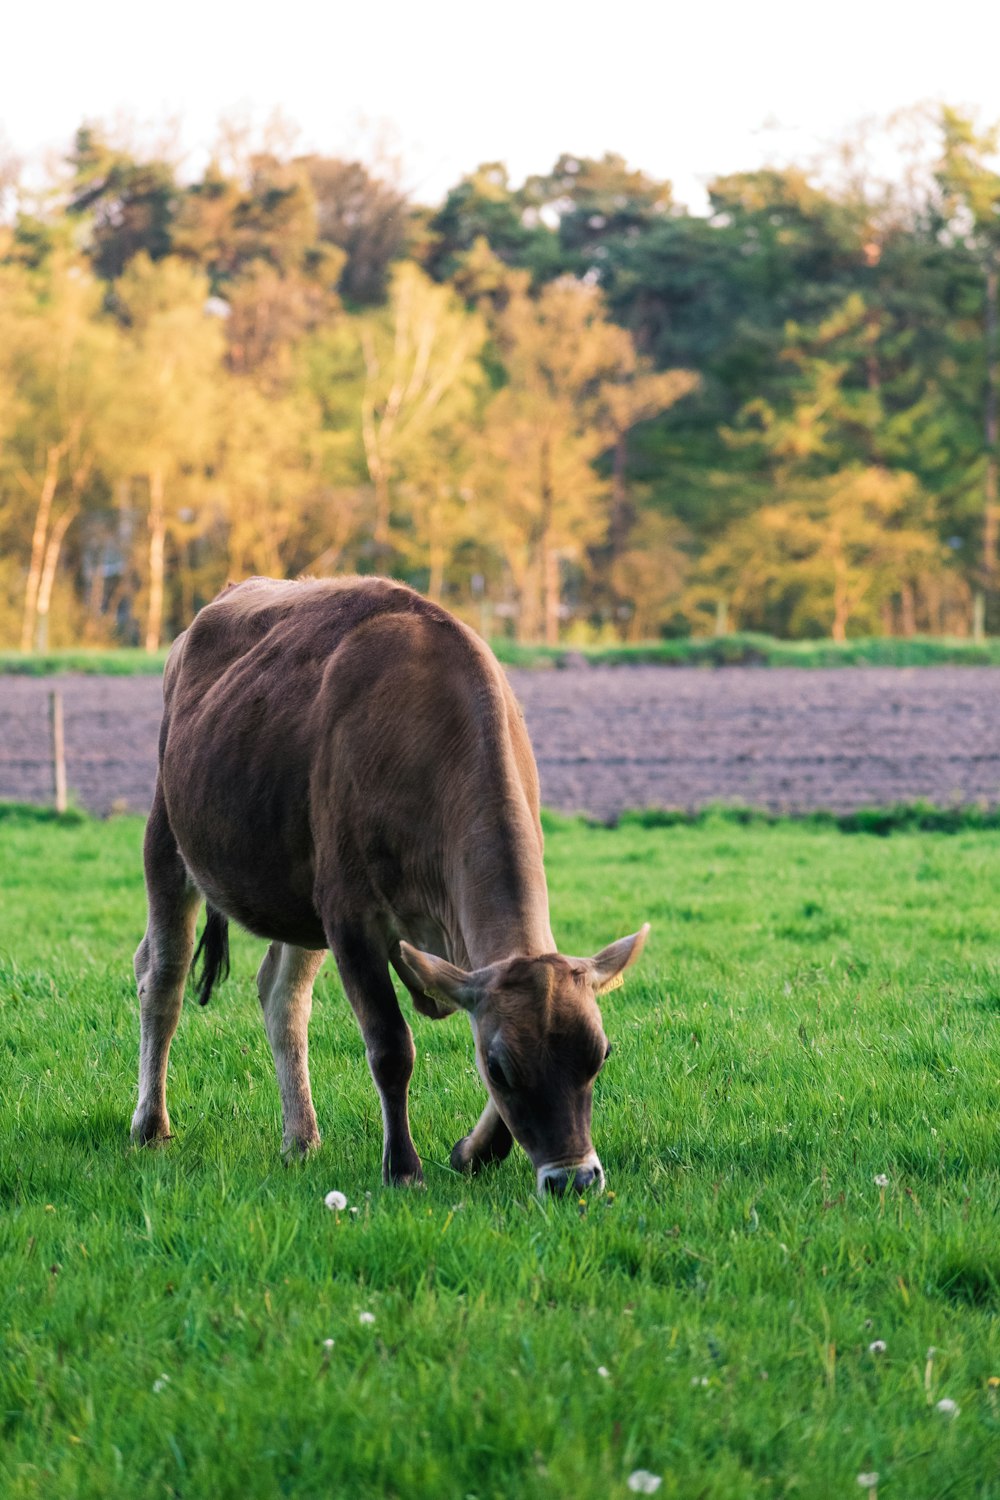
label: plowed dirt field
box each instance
[3,667,1000,819]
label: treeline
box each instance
[0,110,998,649]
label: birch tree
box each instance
[112,255,224,649]
[355,262,485,577]
[0,253,118,650]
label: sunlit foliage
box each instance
[0,110,997,645]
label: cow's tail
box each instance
[192,904,231,1007]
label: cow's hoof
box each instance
[450,1135,476,1173]
[450,1133,512,1174]
[389,1169,425,1188]
[282,1133,321,1163]
[130,1111,172,1146]
[383,1150,424,1187]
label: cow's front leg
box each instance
[451,1097,513,1174]
[257,942,326,1158]
[330,923,423,1186]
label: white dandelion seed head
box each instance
[690,1375,709,1386]
[152,1374,170,1393]
[358,1310,376,1325]
[935,1397,960,1418]
[873,1173,889,1188]
[322,1338,335,1349]
[868,1340,887,1354]
[597,1366,610,1378]
[926,1346,936,1359]
[627,1472,662,1495]
[856,1474,879,1490]
[324,1190,348,1211]
[349,1206,359,1214]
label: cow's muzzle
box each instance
[537,1152,605,1198]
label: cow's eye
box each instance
[486,1052,509,1090]
[604,1042,613,1061]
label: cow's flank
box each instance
[131,576,649,1193]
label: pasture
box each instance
[1,807,998,1498]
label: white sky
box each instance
[2,0,998,209]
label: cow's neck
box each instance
[452,801,555,968]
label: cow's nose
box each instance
[572,1163,602,1193]
[538,1157,605,1197]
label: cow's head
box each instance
[399,925,649,1195]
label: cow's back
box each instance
[158,576,539,951]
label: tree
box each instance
[175,154,344,385]
[937,110,1000,630]
[691,467,945,638]
[67,126,178,280]
[111,255,224,649]
[473,262,694,641]
[422,164,556,284]
[610,510,690,640]
[0,251,120,649]
[522,152,673,276]
[302,156,408,305]
[353,262,486,578]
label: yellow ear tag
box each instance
[596,972,625,996]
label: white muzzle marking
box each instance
[536,1151,605,1197]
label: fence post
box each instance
[49,690,67,814]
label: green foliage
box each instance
[9,630,1000,675]
[2,816,1000,1496]
[491,630,1000,668]
[0,649,168,675]
[2,108,999,648]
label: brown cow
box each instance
[131,576,648,1193]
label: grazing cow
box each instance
[131,576,648,1194]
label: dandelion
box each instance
[324,1190,348,1211]
[935,1397,960,1418]
[690,1375,709,1386]
[627,1472,662,1495]
[152,1374,170,1393]
[597,1366,610,1378]
[873,1174,889,1188]
[358,1311,376,1325]
[350,1206,359,1215]
[868,1340,887,1355]
[322,1338,335,1349]
[856,1474,879,1493]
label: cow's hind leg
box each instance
[257,942,325,1158]
[330,922,423,1186]
[131,790,200,1144]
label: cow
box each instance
[131,576,649,1194]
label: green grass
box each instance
[2,809,999,1499]
[5,633,1000,674]
[491,633,1000,669]
[0,649,170,676]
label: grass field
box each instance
[5,632,1000,675]
[1,809,999,1498]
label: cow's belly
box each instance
[161,711,327,950]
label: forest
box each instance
[0,107,998,649]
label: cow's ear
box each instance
[587,923,650,996]
[397,943,478,1016]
